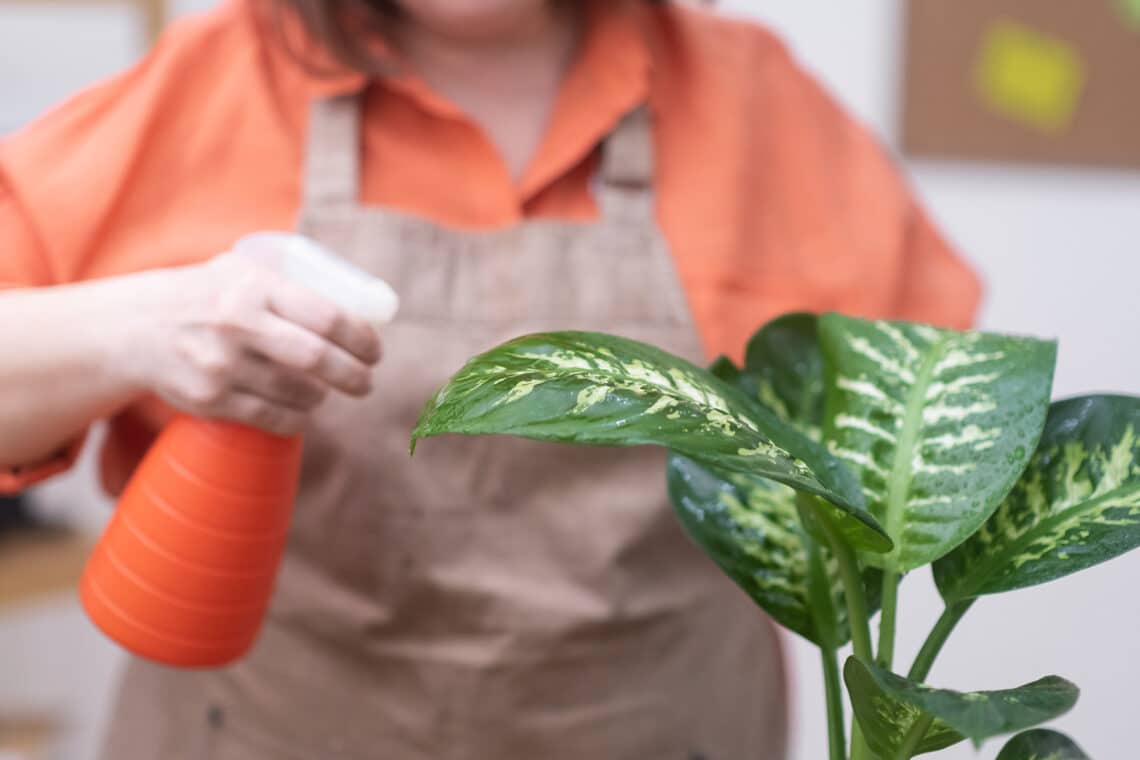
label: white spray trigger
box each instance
[230,232,399,325]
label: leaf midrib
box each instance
[884,337,951,568]
[942,479,1140,602]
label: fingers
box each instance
[264,276,382,365]
[168,359,327,436]
[204,391,310,436]
[159,251,388,433]
[228,354,329,411]
[243,313,376,397]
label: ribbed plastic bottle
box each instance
[80,234,398,667]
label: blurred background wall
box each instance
[1,1,1137,758]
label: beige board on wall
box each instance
[901,0,1140,170]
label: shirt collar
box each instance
[517,0,653,198]
[258,0,653,199]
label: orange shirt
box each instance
[0,0,981,493]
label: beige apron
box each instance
[100,91,788,760]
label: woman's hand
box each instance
[0,240,389,468]
[114,253,383,435]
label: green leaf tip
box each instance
[996,729,1091,760]
[410,329,872,516]
[844,657,1078,758]
[936,394,1140,603]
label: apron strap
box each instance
[599,105,655,189]
[596,105,656,220]
[301,95,655,214]
[301,94,362,209]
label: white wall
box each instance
[2,1,1138,759]
[719,2,1140,759]
[0,0,213,130]
[0,7,139,133]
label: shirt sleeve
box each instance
[893,202,984,329]
[0,174,53,288]
[773,42,985,332]
[0,439,87,495]
[0,23,164,491]
[0,1,270,493]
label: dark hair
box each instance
[273,0,665,75]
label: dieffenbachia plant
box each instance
[413,312,1140,760]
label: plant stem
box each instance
[808,504,874,663]
[798,495,875,760]
[832,538,874,663]
[820,646,846,760]
[907,598,976,682]
[894,713,935,760]
[877,570,900,668]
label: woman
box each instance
[0,0,981,757]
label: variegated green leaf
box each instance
[667,456,822,642]
[667,455,882,646]
[739,312,826,442]
[844,658,1079,758]
[936,395,1140,603]
[414,332,887,542]
[740,314,890,552]
[996,729,1091,760]
[819,313,1056,572]
[708,354,742,385]
[664,314,886,645]
[845,662,965,757]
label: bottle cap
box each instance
[229,232,399,325]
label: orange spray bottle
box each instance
[80,233,398,667]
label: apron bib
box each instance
[100,93,788,760]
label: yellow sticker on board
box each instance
[974,21,1086,135]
